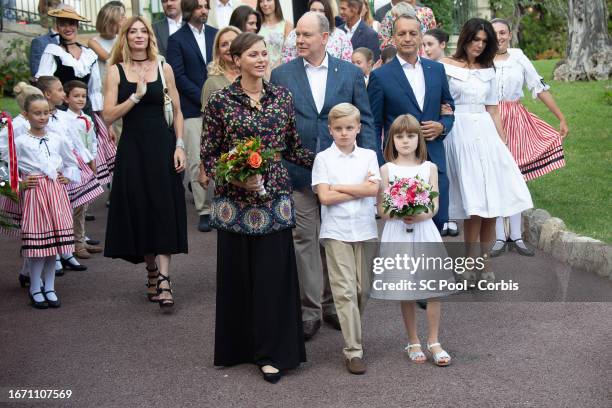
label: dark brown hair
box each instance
[308,0,335,30]
[383,114,427,163]
[63,79,88,96]
[181,0,209,23]
[229,5,262,33]
[341,0,363,13]
[35,76,61,93]
[424,28,449,45]
[453,18,498,68]
[229,32,265,59]
[257,0,284,22]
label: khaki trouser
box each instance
[322,238,378,360]
[292,188,335,322]
[73,204,87,247]
[183,117,212,215]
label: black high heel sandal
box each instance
[19,274,30,288]
[156,274,174,308]
[60,256,87,271]
[146,265,159,302]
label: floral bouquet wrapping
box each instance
[215,137,277,196]
[382,175,439,232]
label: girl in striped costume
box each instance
[16,94,80,309]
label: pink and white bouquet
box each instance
[381,175,438,232]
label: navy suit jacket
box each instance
[30,30,58,76]
[339,20,380,61]
[166,23,217,119]
[270,55,378,190]
[368,56,455,227]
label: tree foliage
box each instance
[422,0,455,33]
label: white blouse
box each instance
[35,44,103,111]
[443,64,498,107]
[494,48,550,101]
[15,131,80,182]
[63,109,98,162]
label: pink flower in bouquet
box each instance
[416,191,430,204]
[392,194,408,209]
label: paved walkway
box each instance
[0,199,610,407]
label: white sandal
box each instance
[404,343,426,364]
[427,342,451,366]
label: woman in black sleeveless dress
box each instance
[103,16,187,309]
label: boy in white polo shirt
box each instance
[311,103,380,375]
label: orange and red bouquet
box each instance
[215,137,277,195]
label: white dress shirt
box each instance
[312,143,381,242]
[397,54,425,111]
[189,23,208,63]
[64,109,98,162]
[15,131,80,182]
[215,0,234,29]
[345,18,361,41]
[304,53,329,113]
[167,17,182,36]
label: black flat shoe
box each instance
[19,274,30,288]
[86,238,101,246]
[60,256,87,271]
[29,291,48,309]
[43,290,61,308]
[508,238,535,257]
[85,214,96,221]
[447,221,460,237]
[489,239,507,257]
[198,214,212,232]
[260,367,281,384]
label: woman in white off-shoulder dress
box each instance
[441,18,532,282]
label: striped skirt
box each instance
[21,176,74,257]
[93,112,117,185]
[0,193,21,237]
[499,100,566,181]
[67,151,105,208]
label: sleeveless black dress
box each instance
[104,64,188,263]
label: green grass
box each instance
[1,60,610,242]
[0,97,20,116]
[523,59,612,243]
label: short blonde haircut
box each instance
[328,102,360,125]
[13,82,43,111]
[208,26,242,76]
[384,114,427,163]
[109,16,159,65]
[95,1,125,38]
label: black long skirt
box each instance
[214,228,306,370]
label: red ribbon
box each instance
[77,115,91,132]
[0,112,19,192]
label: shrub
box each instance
[0,38,31,98]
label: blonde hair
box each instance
[328,102,360,125]
[109,16,159,65]
[384,114,427,163]
[208,26,242,76]
[13,82,43,111]
[95,1,125,38]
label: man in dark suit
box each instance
[368,13,454,230]
[338,0,380,61]
[153,0,183,57]
[270,12,378,341]
[166,0,217,232]
[29,28,59,76]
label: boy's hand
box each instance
[57,174,70,185]
[88,161,97,174]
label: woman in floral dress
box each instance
[201,33,314,384]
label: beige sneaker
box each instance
[74,246,91,259]
[346,357,366,375]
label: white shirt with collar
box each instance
[167,17,182,36]
[215,0,234,29]
[312,143,381,242]
[304,53,329,114]
[397,54,426,111]
[345,18,361,41]
[189,23,208,63]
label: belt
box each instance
[454,104,486,114]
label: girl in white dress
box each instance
[441,19,533,282]
[374,114,454,367]
[88,1,126,86]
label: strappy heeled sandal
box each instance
[427,342,451,366]
[156,274,174,308]
[145,264,159,302]
[404,343,426,364]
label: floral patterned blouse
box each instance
[282,28,353,64]
[202,78,314,235]
[378,5,437,51]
